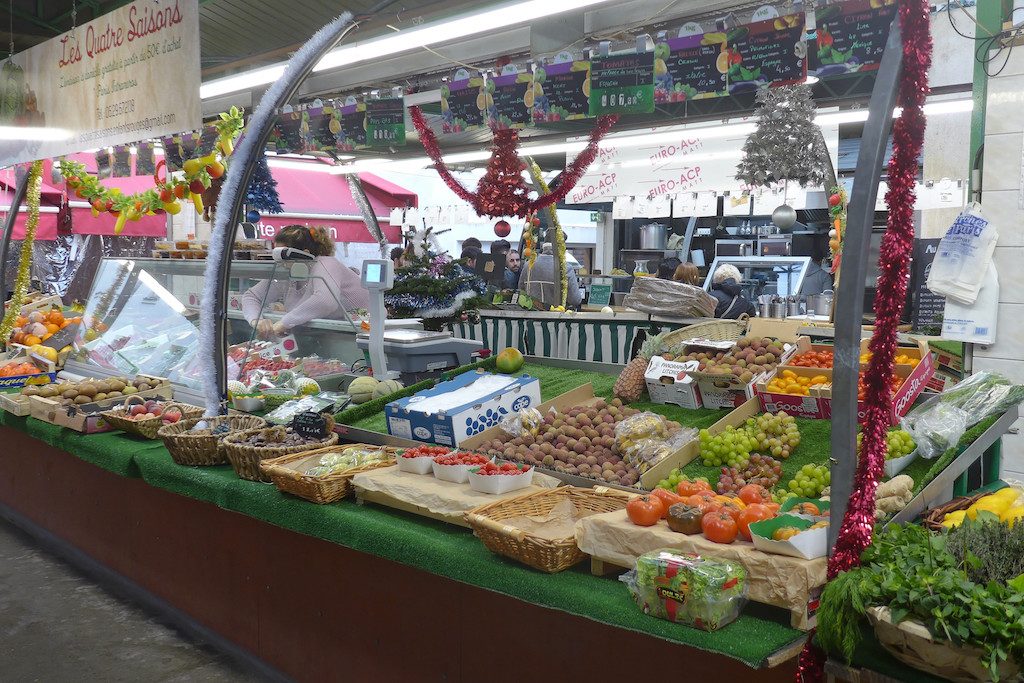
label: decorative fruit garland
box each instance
[57,107,244,234]
[409,105,617,219]
[527,158,568,309]
[520,212,539,269]
[827,186,846,284]
[0,160,43,348]
[796,0,932,680]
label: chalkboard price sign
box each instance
[727,13,806,94]
[365,97,406,147]
[336,101,366,152]
[809,0,897,78]
[293,411,329,440]
[488,71,533,130]
[655,34,725,103]
[532,60,591,122]
[589,52,655,116]
[911,238,945,335]
[441,73,485,133]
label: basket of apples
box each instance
[468,461,535,495]
[431,452,491,483]
[101,397,203,439]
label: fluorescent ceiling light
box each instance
[0,126,72,141]
[201,0,616,99]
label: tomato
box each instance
[737,484,771,506]
[626,496,665,527]
[676,478,712,497]
[691,489,716,501]
[715,494,747,509]
[764,502,781,515]
[718,498,744,522]
[737,503,776,541]
[682,495,718,515]
[702,511,738,544]
[651,489,684,518]
[794,502,821,516]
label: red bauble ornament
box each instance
[493,220,511,237]
[828,193,841,207]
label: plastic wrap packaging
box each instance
[614,412,692,473]
[620,549,748,630]
[901,371,1024,458]
[622,278,717,318]
[498,407,543,438]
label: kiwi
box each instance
[94,393,107,402]
[107,391,122,398]
[62,389,79,399]
[74,395,91,405]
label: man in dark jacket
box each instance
[710,263,756,318]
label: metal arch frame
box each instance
[0,168,30,311]
[827,17,902,552]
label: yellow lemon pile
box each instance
[943,487,1024,528]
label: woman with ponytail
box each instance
[242,225,370,338]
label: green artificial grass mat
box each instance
[0,411,144,478]
[927,340,963,358]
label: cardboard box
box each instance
[926,366,961,394]
[385,371,541,447]
[644,357,702,410]
[28,375,173,433]
[0,356,57,391]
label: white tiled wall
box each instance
[981,48,1024,478]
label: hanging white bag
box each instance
[926,203,998,305]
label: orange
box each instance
[59,320,70,329]
[23,335,41,345]
[45,323,59,334]
[15,316,26,327]
[41,333,52,341]
[47,310,64,325]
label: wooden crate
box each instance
[29,375,173,433]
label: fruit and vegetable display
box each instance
[7,308,80,347]
[20,376,168,405]
[765,370,829,396]
[494,347,525,374]
[717,454,783,493]
[857,428,916,461]
[472,461,533,476]
[621,549,748,630]
[664,336,791,384]
[698,411,800,466]
[0,360,45,377]
[821,474,913,520]
[232,425,330,448]
[857,371,904,401]
[477,399,680,487]
[302,446,391,477]
[938,487,1024,530]
[788,349,834,368]
[433,452,490,467]
[400,445,452,459]
[860,350,921,367]
[786,464,831,498]
[614,334,665,403]
[113,399,184,425]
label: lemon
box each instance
[716,52,730,74]
[654,58,668,76]
[523,88,535,108]
[992,487,1021,504]
[1001,505,1024,527]
[966,495,1012,520]
[941,510,967,528]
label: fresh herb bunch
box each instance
[947,513,1024,585]
[817,521,1024,682]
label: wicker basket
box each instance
[157,415,268,466]
[465,486,632,573]
[100,399,204,439]
[260,444,400,504]
[919,492,987,532]
[222,426,339,482]
[867,607,1020,682]
[660,319,747,350]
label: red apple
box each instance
[189,179,205,194]
[130,405,147,417]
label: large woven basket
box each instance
[260,444,400,504]
[222,426,339,482]
[157,415,268,466]
[660,319,747,350]
[465,486,632,573]
[100,400,204,439]
[867,607,1020,682]
[919,492,987,532]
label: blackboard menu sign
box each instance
[306,107,340,153]
[336,101,366,152]
[440,73,485,133]
[809,0,896,78]
[533,60,591,122]
[365,97,406,147]
[293,411,329,440]
[488,70,532,130]
[655,34,725,103]
[911,238,945,335]
[267,111,304,154]
[589,52,655,116]
[727,13,806,93]
[42,322,79,351]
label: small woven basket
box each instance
[157,415,268,466]
[465,486,632,573]
[260,444,400,504]
[919,492,987,532]
[100,399,204,440]
[222,426,339,482]
[660,319,747,350]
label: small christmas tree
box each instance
[245,154,283,213]
[735,85,835,188]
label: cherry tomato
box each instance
[702,511,739,544]
[627,496,665,527]
[737,503,776,541]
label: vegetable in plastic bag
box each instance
[620,549,747,630]
[901,372,1024,458]
[614,412,691,473]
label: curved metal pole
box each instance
[828,18,902,552]
[0,167,30,313]
[198,13,359,414]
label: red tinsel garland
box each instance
[796,1,932,681]
[409,105,618,218]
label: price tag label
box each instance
[588,283,613,307]
[292,411,328,440]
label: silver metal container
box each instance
[759,300,772,318]
[771,301,787,319]
[787,299,804,317]
[638,223,667,250]
[807,290,834,317]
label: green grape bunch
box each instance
[787,463,831,498]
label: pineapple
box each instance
[614,333,664,403]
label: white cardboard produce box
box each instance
[644,357,702,409]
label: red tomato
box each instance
[651,489,684,518]
[764,502,781,515]
[702,511,738,544]
[676,479,711,497]
[626,496,665,527]
[681,495,717,515]
[718,498,745,522]
[737,503,776,541]
[738,484,771,506]
[690,489,717,501]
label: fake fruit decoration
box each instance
[495,347,525,374]
[701,510,739,544]
[372,378,404,399]
[347,376,380,404]
[827,186,846,276]
[737,503,776,541]
[666,503,704,535]
[614,333,665,403]
[772,526,801,541]
[627,496,665,527]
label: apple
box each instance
[189,179,205,194]
[162,413,180,424]
[173,184,186,199]
[150,407,162,417]
[130,405,147,416]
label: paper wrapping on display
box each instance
[575,509,825,614]
[351,466,559,524]
[621,278,716,318]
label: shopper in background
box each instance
[657,257,682,279]
[390,246,405,270]
[491,239,511,255]
[520,243,584,307]
[504,249,522,289]
[460,246,482,277]
[710,263,756,319]
[673,262,702,286]
[462,237,482,251]
[242,225,370,339]
[799,240,834,297]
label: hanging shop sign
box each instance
[365,96,406,146]
[726,13,806,94]
[335,99,367,152]
[532,55,591,123]
[809,0,897,78]
[487,67,533,130]
[0,0,201,167]
[654,31,727,103]
[589,52,655,116]
[162,125,219,170]
[440,70,485,133]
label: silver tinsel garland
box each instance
[347,174,387,258]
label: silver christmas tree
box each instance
[735,85,834,188]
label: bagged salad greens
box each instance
[901,372,1024,458]
[620,549,747,630]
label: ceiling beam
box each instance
[0,5,61,34]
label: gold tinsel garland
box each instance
[527,159,568,309]
[0,160,43,348]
